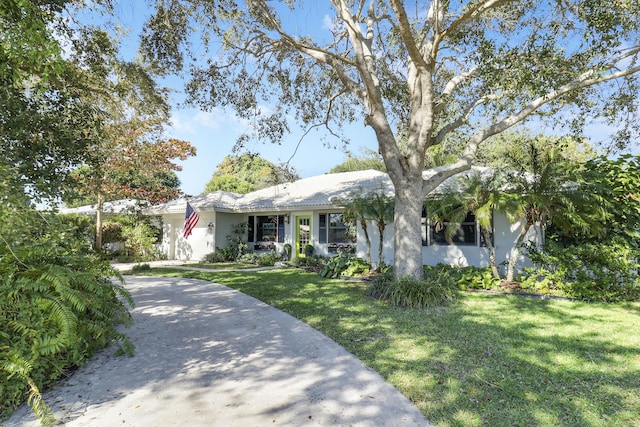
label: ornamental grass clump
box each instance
[366,268,459,308]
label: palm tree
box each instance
[364,190,395,271]
[335,189,372,264]
[426,169,520,279]
[502,144,607,282]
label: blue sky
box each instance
[87,2,637,196]
[97,2,379,196]
[167,106,378,196]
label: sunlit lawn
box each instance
[182,262,259,269]
[133,267,640,427]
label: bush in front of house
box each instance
[442,265,501,291]
[366,268,459,308]
[203,251,226,263]
[320,253,371,278]
[290,255,327,272]
[520,239,640,302]
[237,251,278,266]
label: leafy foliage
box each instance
[204,154,300,194]
[290,255,327,272]
[475,131,598,170]
[131,263,152,273]
[426,169,517,279]
[0,166,134,423]
[1,0,102,201]
[0,212,134,422]
[521,240,640,302]
[442,265,501,291]
[237,251,279,266]
[366,268,459,308]
[575,155,640,246]
[330,150,387,173]
[334,188,394,269]
[320,253,371,279]
[519,155,640,301]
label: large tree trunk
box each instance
[392,182,426,279]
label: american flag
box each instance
[183,202,200,239]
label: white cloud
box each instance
[168,108,228,135]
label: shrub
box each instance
[283,243,292,261]
[291,255,327,272]
[442,265,500,290]
[522,240,640,301]
[320,253,371,278]
[101,220,123,243]
[121,223,158,259]
[131,263,151,272]
[237,251,278,266]
[366,268,459,308]
[203,251,229,263]
[257,251,278,266]
[0,212,134,423]
[224,223,249,260]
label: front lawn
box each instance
[134,267,640,427]
[184,262,261,269]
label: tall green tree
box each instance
[475,131,598,171]
[1,3,137,419]
[330,149,387,174]
[204,154,299,194]
[141,0,640,279]
[58,23,196,250]
[554,155,640,247]
[364,191,395,270]
[333,189,374,264]
[1,0,103,200]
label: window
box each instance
[256,216,277,242]
[247,215,285,247]
[319,212,355,252]
[247,216,255,242]
[423,211,479,246]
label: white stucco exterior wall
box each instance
[357,211,535,275]
[158,212,217,261]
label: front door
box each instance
[296,216,311,257]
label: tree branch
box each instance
[421,52,640,195]
[437,0,515,44]
[434,66,480,113]
[388,0,429,72]
[432,93,499,146]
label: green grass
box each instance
[185,262,260,269]
[133,267,640,427]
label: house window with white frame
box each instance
[247,215,285,250]
[421,209,480,246]
[319,212,355,252]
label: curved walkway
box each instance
[4,276,430,426]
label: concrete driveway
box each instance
[3,276,430,426]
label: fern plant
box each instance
[0,206,134,424]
